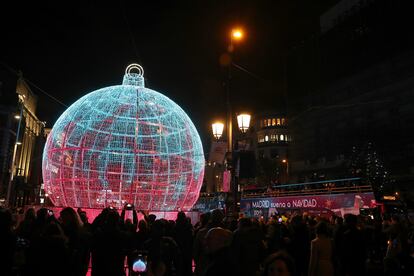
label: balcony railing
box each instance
[242,184,373,198]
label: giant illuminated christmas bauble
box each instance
[42,64,204,210]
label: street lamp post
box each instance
[211,27,248,216]
[212,113,251,216]
[282,159,289,183]
[225,28,244,154]
[6,94,25,206]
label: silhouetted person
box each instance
[60,207,91,276]
[193,212,211,276]
[202,227,238,276]
[36,222,70,276]
[173,212,193,276]
[266,216,289,254]
[24,208,60,275]
[332,216,345,273]
[91,209,128,276]
[338,214,366,276]
[0,208,16,276]
[207,209,225,229]
[142,213,157,230]
[13,208,36,273]
[308,222,334,276]
[287,215,310,276]
[78,211,92,233]
[135,219,150,249]
[194,212,210,236]
[232,217,265,276]
[194,209,225,275]
[17,207,36,241]
[32,208,49,238]
[127,219,150,271]
[144,219,182,276]
[261,251,296,276]
[91,207,110,232]
[121,204,138,233]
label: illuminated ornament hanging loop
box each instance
[123,63,145,87]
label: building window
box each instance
[267,119,271,126]
[265,135,269,142]
[270,134,276,142]
[272,118,276,126]
[277,118,281,125]
[281,118,286,125]
[258,135,264,143]
[280,134,284,141]
[263,119,267,127]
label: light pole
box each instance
[282,159,289,183]
[212,27,248,216]
[7,94,25,206]
[212,113,251,216]
[224,27,244,154]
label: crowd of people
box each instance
[0,204,413,276]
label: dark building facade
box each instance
[253,112,290,186]
[0,72,46,206]
[287,0,414,204]
[254,112,290,159]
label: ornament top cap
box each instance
[123,63,145,87]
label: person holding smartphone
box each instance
[121,203,138,233]
[125,204,134,220]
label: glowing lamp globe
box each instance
[42,64,204,210]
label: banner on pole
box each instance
[222,170,231,192]
[209,141,227,164]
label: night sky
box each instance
[1,1,334,149]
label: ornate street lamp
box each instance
[211,26,249,216]
[211,112,250,216]
[212,122,224,140]
[237,113,251,133]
